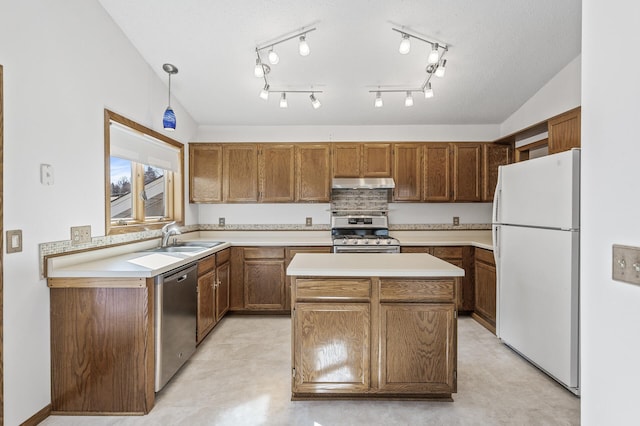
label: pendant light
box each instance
[162,63,178,131]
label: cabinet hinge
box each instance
[454,370,457,380]
[292,368,296,378]
[454,310,458,318]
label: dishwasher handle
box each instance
[177,274,188,283]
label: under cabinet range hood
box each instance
[331,178,395,189]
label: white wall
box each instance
[500,55,581,136]
[0,1,198,423]
[581,1,640,424]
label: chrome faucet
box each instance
[161,221,181,247]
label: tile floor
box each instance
[42,316,579,426]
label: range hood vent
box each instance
[332,178,395,190]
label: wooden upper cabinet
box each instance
[363,143,392,177]
[333,143,392,178]
[333,144,361,177]
[393,143,422,201]
[296,144,331,202]
[259,144,295,202]
[189,144,223,203]
[548,107,581,154]
[423,144,451,202]
[482,143,512,201]
[452,143,482,202]
[223,144,259,202]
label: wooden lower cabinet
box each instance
[216,259,230,321]
[196,249,231,343]
[472,248,497,334]
[291,276,457,399]
[242,247,286,311]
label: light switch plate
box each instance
[6,229,23,253]
[612,244,640,286]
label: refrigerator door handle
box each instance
[492,167,502,224]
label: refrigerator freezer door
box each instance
[496,225,579,391]
[497,149,579,230]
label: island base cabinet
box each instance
[379,303,456,394]
[293,303,370,393]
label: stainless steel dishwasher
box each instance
[154,263,198,391]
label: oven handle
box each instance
[333,246,400,254]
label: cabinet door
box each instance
[293,303,370,393]
[424,143,451,201]
[363,143,392,177]
[215,261,230,321]
[296,144,331,202]
[244,260,286,310]
[259,144,295,202]
[379,303,456,394]
[452,143,482,202]
[474,258,497,330]
[333,143,361,177]
[197,270,216,343]
[393,143,422,201]
[482,143,512,201]
[189,144,223,203]
[548,108,581,154]
[223,144,259,202]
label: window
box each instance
[105,109,184,235]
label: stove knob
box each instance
[386,240,392,245]
[364,239,369,245]
[376,239,381,245]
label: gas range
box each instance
[331,214,400,253]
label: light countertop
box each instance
[287,253,465,277]
[46,230,492,279]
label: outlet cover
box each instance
[306,217,313,226]
[6,230,23,253]
[71,225,91,246]
[612,244,640,286]
[453,217,460,226]
[218,217,225,226]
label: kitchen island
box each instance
[287,253,464,400]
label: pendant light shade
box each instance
[162,63,178,131]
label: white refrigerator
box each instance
[492,148,580,395]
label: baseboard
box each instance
[20,404,51,426]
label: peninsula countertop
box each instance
[286,253,465,277]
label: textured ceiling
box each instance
[98,0,581,126]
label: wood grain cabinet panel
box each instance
[548,107,581,154]
[197,270,216,343]
[482,143,512,201]
[472,248,497,334]
[285,246,332,310]
[296,144,331,202]
[189,144,223,203]
[223,144,259,202]
[379,303,456,394]
[215,259,230,321]
[259,144,295,202]
[244,249,286,310]
[362,143,392,177]
[332,144,361,178]
[423,144,452,201]
[293,302,371,393]
[393,143,422,201]
[452,143,482,202]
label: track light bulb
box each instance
[405,91,414,107]
[435,59,447,78]
[259,84,270,100]
[254,58,264,78]
[374,91,383,108]
[280,92,288,108]
[428,43,439,64]
[424,82,434,99]
[399,34,411,54]
[268,49,279,65]
[310,93,321,109]
[299,35,310,56]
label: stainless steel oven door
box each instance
[333,245,400,254]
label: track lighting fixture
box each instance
[268,48,280,65]
[279,92,288,108]
[399,33,411,54]
[254,58,270,78]
[424,82,434,98]
[405,91,414,107]
[374,91,383,108]
[435,59,447,77]
[298,35,310,56]
[259,83,270,100]
[428,43,440,64]
[162,63,178,131]
[310,93,321,109]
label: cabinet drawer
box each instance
[432,246,463,259]
[475,247,495,265]
[198,255,216,275]
[380,279,455,302]
[216,248,230,265]
[244,247,285,259]
[295,279,371,301]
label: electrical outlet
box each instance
[71,225,91,246]
[612,244,640,286]
[306,217,313,226]
[219,217,225,226]
[6,229,23,253]
[453,216,460,226]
